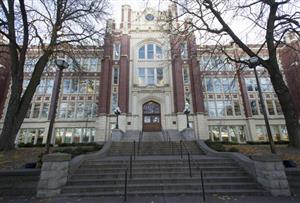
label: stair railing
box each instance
[180,139,206,201]
[123,141,136,201]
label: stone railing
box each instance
[37,153,71,197]
[37,141,113,197]
[197,140,291,196]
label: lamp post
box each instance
[249,56,276,154]
[183,102,191,128]
[45,59,69,154]
[114,106,121,129]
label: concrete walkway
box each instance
[1,196,300,203]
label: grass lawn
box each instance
[0,144,102,170]
[224,144,300,165]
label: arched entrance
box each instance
[143,101,161,131]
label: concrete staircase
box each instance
[107,141,204,156]
[61,156,267,197]
[61,137,268,197]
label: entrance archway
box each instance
[143,101,161,131]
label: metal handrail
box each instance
[180,139,206,201]
[123,140,136,201]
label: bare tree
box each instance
[169,0,300,147]
[0,0,109,151]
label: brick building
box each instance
[0,4,299,145]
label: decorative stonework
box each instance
[37,153,71,197]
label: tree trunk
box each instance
[0,92,21,151]
[268,64,300,147]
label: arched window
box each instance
[138,43,163,59]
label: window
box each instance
[113,43,121,60]
[245,78,257,91]
[138,68,146,85]
[250,100,258,115]
[138,44,163,60]
[36,79,54,95]
[180,42,188,59]
[200,56,234,71]
[139,46,145,59]
[86,80,95,94]
[209,126,246,143]
[156,46,162,59]
[90,58,98,71]
[63,79,79,94]
[137,68,164,86]
[156,68,164,85]
[67,102,75,118]
[234,101,241,116]
[148,69,155,85]
[76,102,84,118]
[266,100,275,115]
[59,103,68,118]
[112,67,119,85]
[260,78,273,92]
[183,67,190,84]
[225,101,233,116]
[55,128,96,144]
[32,103,41,118]
[17,128,45,145]
[204,77,237,93]
[147,44,154,59]
[41,103,49,118]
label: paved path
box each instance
[1,196,300,203]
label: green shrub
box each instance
[18,143,53,148]
[227,147,240,152]
[205,141,226,152]
[52,145,102,158]
[58,142,100,147]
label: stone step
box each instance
[67,176,253,185]
[61,188,268,197]
[74,166,242,174]
[62,182,261,193]
[71,170,248,179]
[80,162,236,169]
[85,157,232,164]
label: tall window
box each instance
[112,67,119,85]
[138,68,165,86]
[200,56,234,71]
[183,66,190,84]
[113,43,121,60]
[203,77,241,117]
[138,44,163,60]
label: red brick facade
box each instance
[279,40,300,117]
[0,44,10,119]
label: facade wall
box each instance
[0,38,10,120]
[0,5,298,145]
